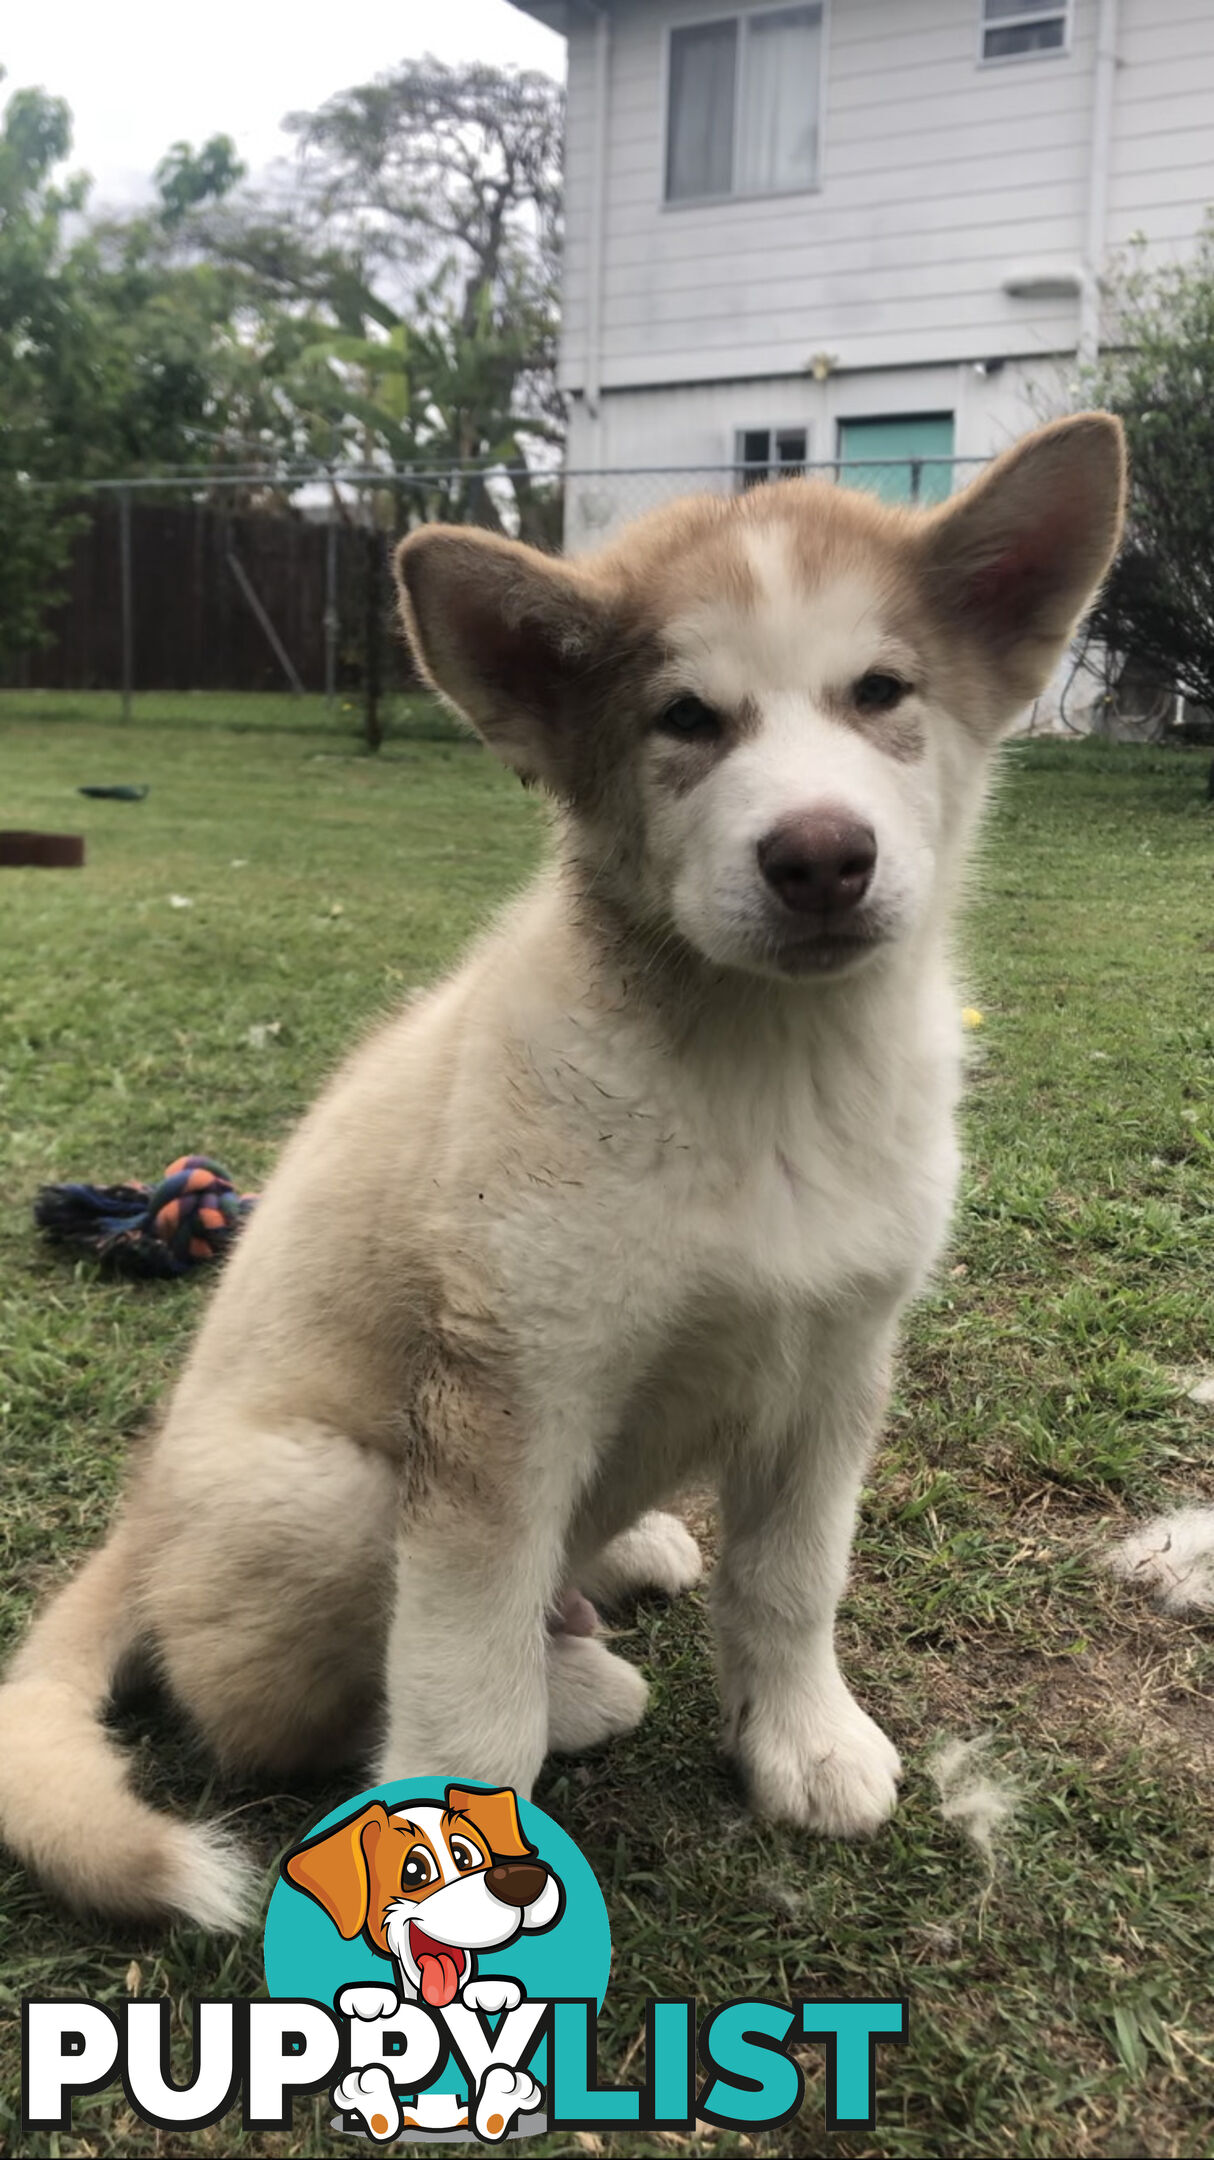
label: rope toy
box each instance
[34,1155,257,1278]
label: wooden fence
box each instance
[7,496,412,695]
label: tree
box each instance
[154,134,246,227]
[1082,221,1214,722]
[199,57,566,534]
[0,74,87,662]
[0,54,568,665]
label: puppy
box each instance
[0,416,1126,1928]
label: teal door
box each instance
[837,414,956,505]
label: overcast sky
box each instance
[3,0,565,209]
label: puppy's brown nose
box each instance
[757,810,877,916]
[485,1861,548,1908]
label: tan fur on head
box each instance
[396,415,1126,795]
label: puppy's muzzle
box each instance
[757,809,877,917]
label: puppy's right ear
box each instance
[395,526,613,793]
[282,1802,389,1939]
[919,413,1126,722]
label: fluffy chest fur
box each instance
[472,917,965,1454]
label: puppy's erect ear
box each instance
[920,413,1126,721]
[282,1802,389,1939]
[445,1784,534,1861]
[395,526,614,793]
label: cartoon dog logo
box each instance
[283,1784,563,2141]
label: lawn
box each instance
[1,698,1212,2160]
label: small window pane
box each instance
[984,19,1066,56]
[667,20,738,203]
[737,426,808,489]
[982,2,1068,59]
[738,428,772,488]
[737,5,822,196]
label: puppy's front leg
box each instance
[714,1317,902,1838]
[378,1452,571,1794]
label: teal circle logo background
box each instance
[264,1779,612,2099]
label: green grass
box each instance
[1,701,1213,2160]
[0,685,463,740]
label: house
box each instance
[511,0,1214,553]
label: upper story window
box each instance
[666,5,823,205]
[981,0,1070,62]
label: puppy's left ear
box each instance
[920,412,1126,721]
[395,526,614,794]
[445,1783,534,1861]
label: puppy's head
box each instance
[396,415,1124,982]
[283,1784,563,2006]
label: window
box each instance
[736,426,808,488]
[837,416,955,506]
[981,0,1069,62]
[666,6,823,204]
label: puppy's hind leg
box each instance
[144,1420,398,1775]
[546,1632,649,1754]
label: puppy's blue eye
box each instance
[658,694,721,738]
[855,672,909,712]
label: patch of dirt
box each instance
[919,1629,1214,1781]
[1029,1638,1214,1772]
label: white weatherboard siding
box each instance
[558,0,1214,402]
[563,355,1062,489]
[1106,2,1214,253]
[515,0,1214,724]
[561,351,1081,556]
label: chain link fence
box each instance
[2,454,1015,748]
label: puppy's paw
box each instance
[337,1983,399,2022]
[581,1511,704,1609]
[739,1687,901,1838]
[333,2064,401,2142]
[475,2063,543,2142]
[547,1633,649,1752]
[462,1976,523,2015]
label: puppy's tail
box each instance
[0,1519,254,1929]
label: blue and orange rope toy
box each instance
[34,1155,257,1278]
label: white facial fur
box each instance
[380,1806,559,1991]
[643,534,962,980]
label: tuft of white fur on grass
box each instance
[1103,1507,1214,1615]
[928,1737,1019,1869]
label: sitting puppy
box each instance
[0,417,1125,1929]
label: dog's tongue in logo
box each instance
[410,1922,466,2007]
